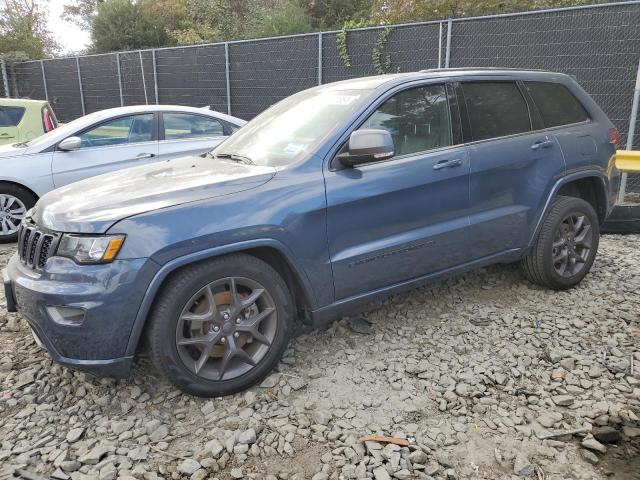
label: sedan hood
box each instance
[0,143,27,158]
[34,155,277,234]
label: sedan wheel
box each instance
[0,184,36,243]
[0,194,27,237]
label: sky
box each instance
[46,0,91,55]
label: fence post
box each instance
[445,20,452,68]
[40,60,49,101]
[225,43,231,115]
[152,49,159,104]
[76,57,86,115]
[318,32,323,85]
[1,60,9,97]
[438,22,443,69]
[116,52,124,107]
[618,56,640,204]
[139,50,148,105]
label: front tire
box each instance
[0,183,35,243]
[520,195,599,290]
[146,254,293,397]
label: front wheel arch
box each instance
[127,242,316,357]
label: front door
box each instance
[325,83,471,300]
[52,113,159,187]
[458,81,567,257]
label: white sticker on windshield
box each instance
[284,143,306,155]
[325,94,360,105]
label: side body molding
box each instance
[124,238,317,356]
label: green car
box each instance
[0,98,58,146]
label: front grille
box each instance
[17,222,61,270]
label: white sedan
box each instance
[0,105,245,242]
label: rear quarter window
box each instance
[525,81,589,128]
[0,106,26,127]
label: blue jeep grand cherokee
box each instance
[3,69,620,396]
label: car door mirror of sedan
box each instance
[58,136,82,151]
[338,129,395,168]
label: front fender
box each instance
[123,238,317,357]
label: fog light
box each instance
[46,305,86,326]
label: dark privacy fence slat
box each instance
[3,2,639,192]
[155,44,228,113]
[230,35,318,119]
[78,54,121,113]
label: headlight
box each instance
[57,234,125,264]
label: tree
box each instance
[89,0,170,52]
[246,0,314,38]
[0,0,58,60]
[370,0,595,23]
[307,0,373,29]
[62,0,106,29]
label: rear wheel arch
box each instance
[556,175,607,223]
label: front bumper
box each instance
[3,253,157,378]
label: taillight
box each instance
[42,108,55,132]
[609,128,620,146]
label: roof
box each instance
[0,98,49,107]
[318,68,569,91]
[80,104,245,124]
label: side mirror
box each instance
[338,129,394,168]
[58,136,81,151]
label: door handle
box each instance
[433,158,463,170]
[531,139,554,150]
[135,153,156,159]
[0,133,14,138]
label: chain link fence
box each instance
[2,1,639,198]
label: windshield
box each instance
[25,110,105,148]
[213,88,370,167]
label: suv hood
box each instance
[34,155,277,234]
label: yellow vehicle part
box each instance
[616,150,640,173]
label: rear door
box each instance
[52,113,159,187]
[158,112,228,160]
[458,80,566,257]
[523,81,596,171]
[325,83,472,300]
[0,106,25,145]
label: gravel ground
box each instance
[0,236,639,480]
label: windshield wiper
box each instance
[211,152,254,165]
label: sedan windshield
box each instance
[213,88,370,167]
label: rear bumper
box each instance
[3,253,157,378]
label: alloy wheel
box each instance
[0,195,27,237]
[175,277,277,381]
[551,212,593,278]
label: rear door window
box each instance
[461,82,531,142]
[524,81,589,128]
[359,84,452,156]
[0,107,26,127]
[163,113,225,140]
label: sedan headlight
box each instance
[57,234,125,264]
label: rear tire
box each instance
[0,183,36,243]
[146,254,293,397]
[520,195,599,290]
